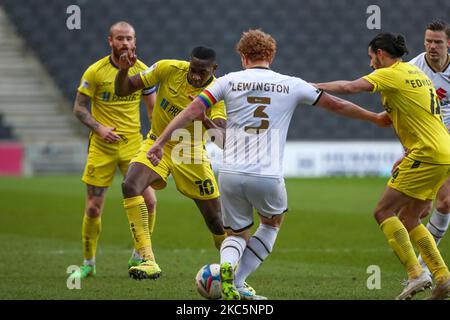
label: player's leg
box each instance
[122,138,170,279]
[397,197,450,300]
[215,172,253,300]
[236,213,284,301]
[233,175,287,300]
[74,185,107,278]
[118,134,160,268]
[171,157,226,249]
[380,160,450,299]
[72,135,116,279]
[122,161,165,279]
[418,178,450,275]
[375,186,434,299]
[193,198,226,250]
[128,186,157,267]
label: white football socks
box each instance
[418,209,450,271]
[83,259,95,266]
[220,235,247,270]
[235,224,279,288]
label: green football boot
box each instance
[70,265,96,279]
[128,258,144,269]
[220,262,240,300]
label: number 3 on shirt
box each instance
[244,96,271,134]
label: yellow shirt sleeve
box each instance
[362,68,397,93]
[77,65,97,98]
[207,100,227,120]
[139,59,173,89]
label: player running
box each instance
[115,47,227,280]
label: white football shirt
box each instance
[204,67,322,178]
[409,52,450,128]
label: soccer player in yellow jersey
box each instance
[115,47,227,280]
[71,22,157,279]
[317,32,450,300]
[407,20,450,282]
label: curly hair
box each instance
[235,29,277,62]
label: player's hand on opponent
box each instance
[97,125,121,143]
[147,143,163,166]
[374,111,392,128]
[118,47,137,70]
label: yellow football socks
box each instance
[124,196,155,262]
[380,216,422,279]
[82,214,101,262]
[409,224,450,284]
[148,209,156,236]
[212,233,227,250]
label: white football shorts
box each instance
[218,171,288,232]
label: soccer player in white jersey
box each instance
[146,29,390,299]
[408,19,450,282]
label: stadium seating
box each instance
[0,113,14,140]
[2,0,450,140]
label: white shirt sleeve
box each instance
[204,76,227,104]
[294,78,323,105]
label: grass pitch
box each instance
[0,175,447,300]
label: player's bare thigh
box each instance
[436,176,450,214]
[122,162,163,197]
[375,186,431,230]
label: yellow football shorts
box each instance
[388,156,450,200]
[131,137,220,200]
[82,132,142,187]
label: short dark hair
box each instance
[369,33,409,58]
[190,46,216,62]
[426,19,450,39]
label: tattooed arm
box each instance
[73,92,121,143]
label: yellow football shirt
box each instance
[139,59,227,151]
[363,61,450,164]
[77,56,154,135]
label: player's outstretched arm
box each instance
[147,98,207,165]
[316,92,391,128]
[73,92,121,143]
[315,78,374,94]
[115,49,145,96]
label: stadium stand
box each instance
[1,0,450,142]
[0,113,14,140]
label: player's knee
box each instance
[145,198,156,213]
[259,212,284,228]
[86,204,102,218]
[121,178,141,197]
[436,198,450,214]
[373,208,388,225]
[143,192,157,212]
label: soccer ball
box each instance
[195,263,221,299]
